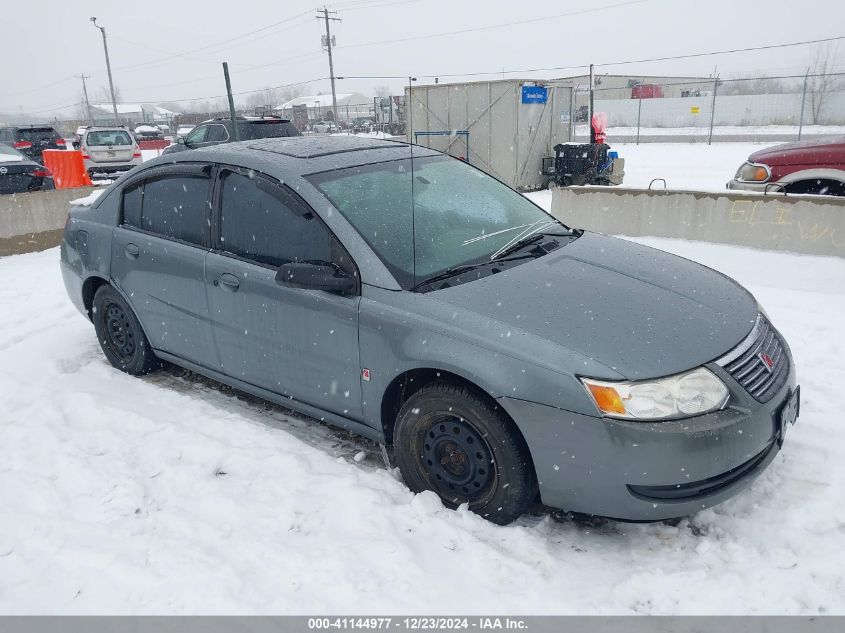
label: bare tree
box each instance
[242,85,309,113]
[94,84,122,106]
[373,84,392,97]
[806,45,842,124]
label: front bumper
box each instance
[499,359,797,521]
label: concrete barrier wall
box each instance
[0,186,95,256]
[550,187,845,258]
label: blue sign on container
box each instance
[521,85,548,104]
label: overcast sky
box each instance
[2,0,842,116]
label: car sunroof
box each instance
[246,136,400,158]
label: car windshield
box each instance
[86,130,133,146]
[308,154,566,289]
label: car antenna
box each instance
[409,76,417,287]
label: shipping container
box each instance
[406,79,574,190]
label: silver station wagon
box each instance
[60,136,799,524]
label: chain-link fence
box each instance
[46,98,409,139]
[570,72,845,143]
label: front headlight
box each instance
[581,368,729,421]
[735,161,771,182]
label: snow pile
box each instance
[0,239,843,614]
[69,190,105,206]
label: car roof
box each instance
[153,136,439,178]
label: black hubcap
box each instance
[104,303,135,360]
[421,416,495,502]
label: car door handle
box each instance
[125,243,140,259]
[216,273,240,291]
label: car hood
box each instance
[430,232,758,381]
[749,137,845,166]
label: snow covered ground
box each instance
[580,142,777,193]
[1,224,844,613]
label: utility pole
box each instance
[222,62,240,142]
[317,7,341,126]
[798,67,810,141]
[589,64,595,144]
[77,74,93,125]
[90,18,119,125]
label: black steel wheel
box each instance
[92,284,160,376]
[421,414,497,505]
[394,380,537,525]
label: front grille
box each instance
[717,315,790,403]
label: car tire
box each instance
[92,285,160,376]
[394,380,538,525]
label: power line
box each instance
[6,75,78,98]
[340,0,648,50]
[125,77,329,105]
[110,10,314,73]
[597,35,845,68]
[339,34,845,81]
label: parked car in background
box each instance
[176,124,195,141]
[73,125,91,149]
[60,136,798,525]
[133,123,165,141]
[351,117,375,133]
[80,127,142,180]
[162,116,300,154]
[727,136,845,196]
[311,120,339,133]
[575,105,590,122]
[0,125,66,162]
[155,123,171,134]
[0,143,54,194]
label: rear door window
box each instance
[205,125,228,143]
[121,174,210,246]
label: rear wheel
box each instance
[394,380,537,525]
[92,285,160,375]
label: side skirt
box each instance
[154,349,386,444]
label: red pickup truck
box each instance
[727,136,845,196]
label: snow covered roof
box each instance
[277,93,370,110]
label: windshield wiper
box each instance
[411,254,538,292]
[491,230,571,261]
[410,264,484,291]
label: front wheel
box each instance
[394,381,537,525]
[92,285,160,375]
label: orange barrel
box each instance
[42,150,93,189]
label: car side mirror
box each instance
[178,137,186,145]
[276,262,356,295]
